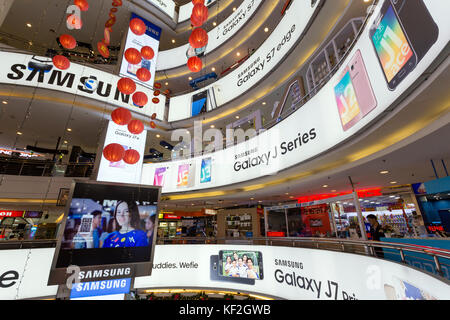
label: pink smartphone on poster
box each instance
[334,67,363,131]
[348,50,377,117]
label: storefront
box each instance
[216,207,262,239]
[0,210,44,240]
[157,210,217,238]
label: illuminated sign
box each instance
[70,278,131,299]
[0,211,24,218]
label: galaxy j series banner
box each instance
[145,0,450,193]
[0,51,165,120]
[120,13,161,88]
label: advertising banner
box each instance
[133,244,450,300]
[145,0,176,20]
[0,52,165,119]
[167,0,320,121]
[120,13,161,88]
[157,0,262,71]
[97,120,146,185]
[48,180,160,285]
[147,0,450,193]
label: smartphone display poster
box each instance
[48,180,160,285]
[153,167,167,186]
[219,250,263,280]
[191,91,208,117]
[200,158,212,183]
[177,164,190,187]
[119,13,162,88]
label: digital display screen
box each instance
[372,4,413,82]
[54,181,159,268]
[219,250,263,280]
[200,158,212,183]
[334,71,360,126]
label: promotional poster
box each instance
[48,180,160,285]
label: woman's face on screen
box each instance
[116,202,130,227]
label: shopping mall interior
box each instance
[0,0,449,302]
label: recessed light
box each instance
[171,39,176,43]
[26,23,32,28]
[211,67,216,72]
[331,189,337,192]
[236,52,240,57]
[264,27,269,32]
[156,134,161,138]
[233,7,236,11]
[390,181,397,184]
[323,185,328,188]
[380,170,389,174]
[235,116,240,119]
[389,195,396,198]
[188,77,192,80]
[258,201,262,203]
[262,102,266,105]
[16,131,22,135]
[213,22,217,26]
[250,198,254,200]
[210,125,215,128]
[1,101,7,104]
[289,196,294,199]
[67,128,72,132]
[63,140,68,144]
[165,82,169,86]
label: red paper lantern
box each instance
[111,107,132,125]
[103,28,111,45]
[152,97,160,104]
[191,4,208,26]
[105,16,116,28]
[150,121,156,129]
[110,8,118,13]
[124,48,142,65]
[112,0,123,7]
[127,119,144,134]
[153,90,160,96]
[132,92,148,107]
[192,0,204,5]
[151,113,157,120]
[189,28,208,49]
[97,41,110,58]
[123,149,140,165]
[154,82,162,89]
[103,143,125,162]
[191,14,203,28]
[187,56,202,72]
[117,77,136,95]
[52,55,70,70]
[136,68,151,82]
[74,0,89,11]
[59,34,77,50]
[129,18,146,36]
[67,14,82,29]
[140,46,154,60]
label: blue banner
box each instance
[131,13,162,41]
[70,278,131,298]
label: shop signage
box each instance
[204,209,217,215]
[0,147,43,158]
[70,278,131,299]
[163,214,181,219]
[0,52,165,119]
[0,211,24,218]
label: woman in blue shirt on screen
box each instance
[103,201,148,248]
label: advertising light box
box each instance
[0,52,165,120]
[120,13,161,88]
[145,0,450,193]
[48,180,160,285]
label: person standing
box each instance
[367,214,385,259]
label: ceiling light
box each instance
[26,23,32,28]
[236,52,240,57]
[262,102,266,105]
[258,201,262,203]
[1,101,7,104]
[380,170,389,174]
[188,77,192,80]
[16,131,22,135]
[235,116,240,119]
[165,82,169,86]
[289,196,294,199]
[67,128,72,132]
[390,181,397,184]
[323,185,328,188]
[285,193,289,195]
[28,41,32,46]
[331,190,336,192]
[213,22,217,26]
[156,134,161,138]
[250,198,254,200]
[171,39,176,43]
[389,196,396,198]
[164,146,168,149]
[210,125,215,128]
[233,7,236,11]
[264,27,269,32]
[211,67,216,72]
[63,140,68,144]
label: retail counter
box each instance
[381,238,450,280]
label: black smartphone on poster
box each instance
[369,0,417,91]
[219,250,263,280]
[210,255,255,285]
[392,0,439,63]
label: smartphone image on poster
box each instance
[390,276,437,300]
[369,0,417,90]
[210,255,255,285]
[348,50,377,117]
[218,250,263,281]
[153,167,167,187]
[392,0,439,63]
[200,158,212,183]
[334,67,362,131]
[191,91,208,117]
[177,163,196,188]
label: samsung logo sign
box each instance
[79,267,132,280]
[70,278,131,299]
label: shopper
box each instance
[103,201,148,248]
[367,214,385,259]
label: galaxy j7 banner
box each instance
[48,180,161,285]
